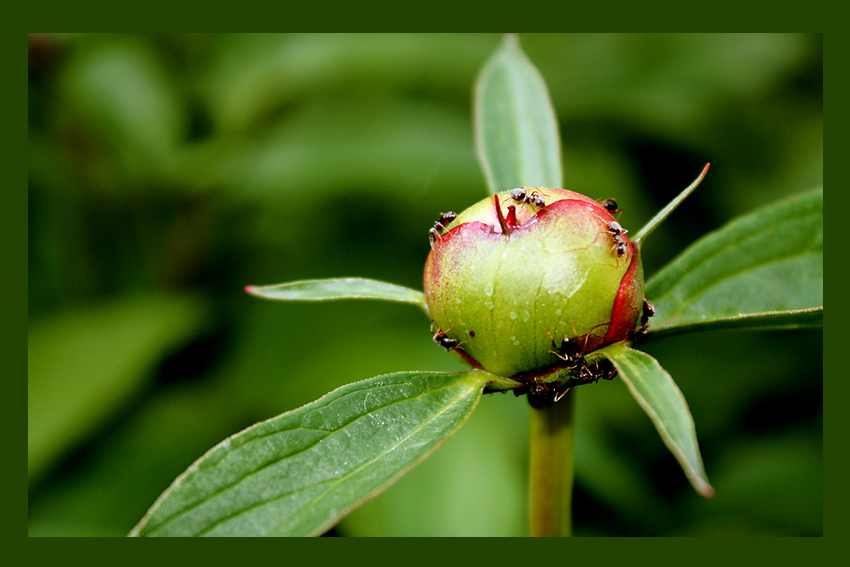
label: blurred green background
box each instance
[28,33,822,536]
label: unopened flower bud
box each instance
[424,188,644,378]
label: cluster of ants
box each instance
[519,326,618,406]
[431,297,655,406]
[517,298,654,406]
[429,187,547,246]
[429,192,629,261]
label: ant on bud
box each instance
[544,325,592,367]
[630,298,656,340]
[429,211,457,248]
[510,187,546,208]
[641,298,655,326]
[585,357,618,382]
[437,211,457,226]
[432,326,465,351]
[552,335,584,366]
[608,220,626,237]
[598,198,622,218]
[607,220,629,258]
[521,380,571,407]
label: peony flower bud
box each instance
[424,188,645,379]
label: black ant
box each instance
[510,187,546,208]
[437,211,457,226]
[630,298,656,340]
[641,298,655,327]
[544,322,608,368]
[598,198,622,218]
[592,357,618,381]
[552,335,585,366]
[432,326,465,351]
[521,357,613,407]
[607,220,629,258]
[568,357,616,384]
[428,211,457,247]
[522,380,571,407]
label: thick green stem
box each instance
[528,389,575,537]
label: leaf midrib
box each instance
[650,211,821,322]
[264,382,478,536]
[145,378,475,536]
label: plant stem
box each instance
[528,389,575,537]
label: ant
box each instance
[432,326,465,351]
[630,299,656,340]
[522,380,571,407]
[564,356,616,385]
[551,334,585,367]
[598,198,622,218]
[640,298,655,327]
[607,220,629,258]
[437,211,457,226]
[510,187,546,208]
[544,322,607,368]
[428,211,457,247]
[588,357,618,382]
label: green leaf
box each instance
[28,293,205,483]
[645,188,823,335]
[246,278,428,311]
[598,344,714,498]
[129,371,488,537]
[474,35,562,194]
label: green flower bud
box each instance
[424,188,644,378]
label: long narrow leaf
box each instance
[645,188,822,334]
[130,371,487,537]
[599,344,714,498]
[474,35,562,194]
[246,278,428,311]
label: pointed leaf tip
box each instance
[598,343,713,498]
[633,165,710,245]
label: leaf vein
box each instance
[198,383,476,536]
[145,380,467,535]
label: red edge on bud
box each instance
[245,286,259,295]
[604,249,643,345]
[455,349,482,368]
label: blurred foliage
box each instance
[28,33,822,536]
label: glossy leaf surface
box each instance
[130,371,487,536]
[474,35,562,194]
[645,188,822,335]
